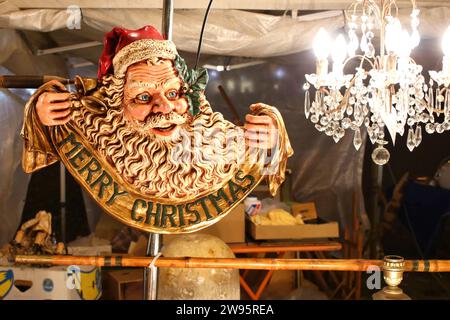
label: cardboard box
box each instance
[0,265,101,300]
[246,202,339,240]
[101,269,143,300]
[163,204,245,244]
[291,202,318,221]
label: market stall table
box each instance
[229,240,342,300]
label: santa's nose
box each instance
[151,94,173,114]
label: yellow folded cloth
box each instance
[250,208,304,226]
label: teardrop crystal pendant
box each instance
[406,128,415,151]
[435,88,442,111]
[360,34,368,52]
[444,89,450,117]
[304,90,311,119]
[348,31,359,56]
[414,126,422,147]
[353,128,362,151]
[366,42,375,58]
[428,86,434,113]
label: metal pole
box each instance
[162,0,174,40]
[143,0,174,301]
[369,153,383,259]
[59,163,66,244]
[146,233,161,300]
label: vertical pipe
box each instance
[369,158,383,259]
[59,163,66,244]
[162,0,174,41]
[144,0,174,301]
[147,233,161,300]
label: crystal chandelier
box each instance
[303,0,450,165]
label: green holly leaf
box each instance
[174,55,209,116]
[194,68,208,91]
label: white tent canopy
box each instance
[8,0,450,10]
[1,0,449,60]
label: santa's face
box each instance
[122,59,190,137]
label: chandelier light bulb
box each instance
[395,29,412,58]
[332,34,347,64]
[442,26,450,74]
[442,26,450,57]
[410,30,421,49]
[385,18,401,54]
[313,28,331,61]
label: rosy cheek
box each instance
[174,98,189,115]
[124,103,151,121]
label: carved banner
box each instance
[52,125,265,233]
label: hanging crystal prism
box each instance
[348,30,359,56]
[304,90,311,119]
[436,88,441,111]
[414,125,422,147]
[353,128,362,151]
[406,128,415,151]
[366,43,375,58]
[369,130,378,144]
[445,89,450,115]
[410,9,420,48]
[360,34,368,52]
[428,82,434,114]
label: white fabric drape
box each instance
[0,88,30,245]
[0,7,449,58]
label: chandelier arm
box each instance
[440,86,449,95]
[408,57,417,65]
[323,76,358,115]
[348,1,359,16]
[352,0,366,16]
[417,99,446,115]
[369,0,382,19]
[319,87,331,95]
[343,55,376,70]
[388,0,399,17]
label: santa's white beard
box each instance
[72,107,244,199]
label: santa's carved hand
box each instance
[36,80,72,126]
[244,108,278,150]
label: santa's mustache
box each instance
[136,111,189,129]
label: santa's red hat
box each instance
[98,25,178,79]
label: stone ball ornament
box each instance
[158,234,240,299]
[21,25,293,234]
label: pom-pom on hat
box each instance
[98,25,178,79]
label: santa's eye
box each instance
[135,93,151,103]
[166,90,179,100]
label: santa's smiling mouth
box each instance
[151,123,178,136]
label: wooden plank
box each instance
[247,219,339,240]
[229,242,342,253]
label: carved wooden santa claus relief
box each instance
[21,25,293,234]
